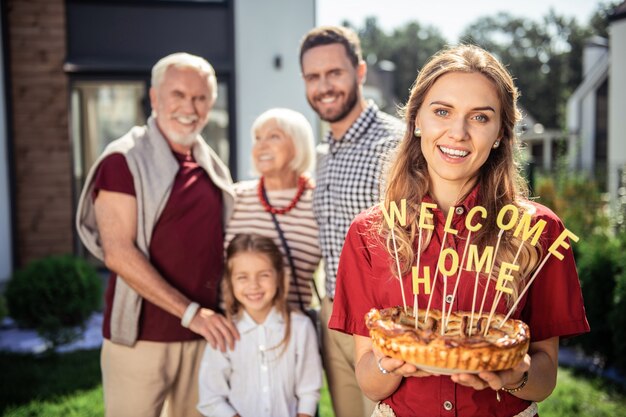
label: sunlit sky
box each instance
[317,0,603,42]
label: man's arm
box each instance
[94,189,239,351]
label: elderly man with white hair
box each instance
[76,52,239,417]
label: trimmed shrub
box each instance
[609,231,626,372]
[572,234,622,364]
[534,169,626,371]
[6,255,102,348]
[534,175,608,238]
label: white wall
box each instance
[608,18,626,202]
[234,0,317,180]
[580,93,597,173]
[0,15,14,282]
[566,41,609,174]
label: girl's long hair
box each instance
[222,233,291,353]
[378,45,542,304]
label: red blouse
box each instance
[329,188,589,417]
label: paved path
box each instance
[0,313,103,354]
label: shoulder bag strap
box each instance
[262,185,321,310]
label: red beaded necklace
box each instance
[258,175,308,215]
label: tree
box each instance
[383,22,447,104]
[344,3,614,129]
[589,1,621,38]
[459,11,585,128]
[459,3,616,130]
[344,17,447,106]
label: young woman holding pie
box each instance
[329,45,589,417]
[224,108,321,313]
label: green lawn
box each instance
[539,367,626,417]
[1,349,624,417]
[0,350,103,417]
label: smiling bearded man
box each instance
[299,26,405,417]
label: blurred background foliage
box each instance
[343,2,617,131]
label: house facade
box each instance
[0,0,316,282]
[607,3,626,205]
[567,1,626,205]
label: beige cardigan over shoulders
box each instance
[76,117,234,346]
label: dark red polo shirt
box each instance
[329,188,589,417]
[93,151,224,342]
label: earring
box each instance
[414,127,421,138]
[493,140,500,149]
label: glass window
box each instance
[71,81,146,182]
[202,82,230,166]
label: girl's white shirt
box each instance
[197,307,322,417]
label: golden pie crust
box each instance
[366,306,530,372]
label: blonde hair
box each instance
[251,108,315,176]
[222,233,291,353]
[379,45,541,304]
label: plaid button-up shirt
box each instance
[313,102,404,298]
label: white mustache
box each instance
[172,114,199,124]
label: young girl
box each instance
[197,233,322,417]
[329,45,589,416]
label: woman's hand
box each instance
[450,354,531,391]
[375,352,435,378]
[355,335,415,401]
[446,337,559,403]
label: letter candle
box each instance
[467,244,493,336]
[375,197,581,341]
[488,213,548,328]
[444,206,486,332]
[425,239,448,325]
[438,247,459,335]
[477,229,505,319]
[444,230,472,332]
[484,242,525,334]
[412,226,424,327]
[381,200,409,313]
[477,204,519,319]
[469,269,482,337]
[499,228,580,326]
[419,202,438,323]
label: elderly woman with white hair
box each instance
[225,108,321,312]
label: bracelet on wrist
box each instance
[501,371,529,393]
[181,302,200,328]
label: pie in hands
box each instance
[366,306,530,374]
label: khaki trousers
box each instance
[321,296,375,417]
[101,339,205,417]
